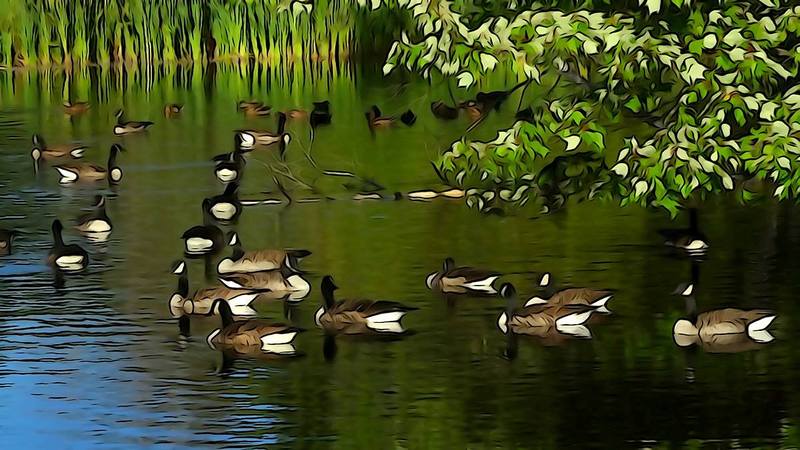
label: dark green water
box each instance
[1,66,800,449]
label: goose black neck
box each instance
[108,146,119,169]
[321,282,335,309]
[277,113,287,133]
[690,261,699,286]
[688,208,698,232]
[177,273,189,297]
[230,237,244,261]
[51,221,64,248]
[216,300,234,328]
[223,182,239,198]
[443,257,455,273]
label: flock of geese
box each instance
[0,97,779,362]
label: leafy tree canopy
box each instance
[368,0,800,215]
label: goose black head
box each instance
[170,260,187,275]
[32,134,44,148]
[114,109,124,120]
[443,257,455,272]
[499,283,516,300]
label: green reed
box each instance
[0,0,408,68]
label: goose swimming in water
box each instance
[217,232,311,274]
[426,257,500,294]
[238,101,271,116]
[31,134,86,167]
[658,208,709,253]
[497,283,595,338]
[236,112,291,149]
[314,275,416,335]
[219,264,311,300]
[523,273,613,312]
[206,299,303,355]
[205,182,242,222]
[181,199,225,256]
[113,109,153,135]
[430,101,459,120]
[48,219,89,272]
[76,195,112,238]
[168,260,262,318]
[54,144,123,184]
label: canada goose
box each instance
[314,275,416,334]
[403,188,466,201]
[164,103,183,117]
[54,144,123,184]
[288,101,331,120]
[217,232,311,274]
[673,309,777,345]
[430,101,459,120]
[0,228,18,256]
[236,112,291,149]
[76,195,112,234]
[672,266,776,345]
[475,80,531,112]
[206,182,241,222]
[206,299,302,355]
[168,260,261,317]
[181,199,224,255]
[219,264,311,300]
[63,101,90,115]
[31,134,86,169]
[658,208,709,253]
[47,219,89,272]
[365,105,416,129]
[524,274,613,311]
[213,139,247,183]
[113,109,153,135]
[497,283,595,337]
[238,101,271,116]
[426,257,500,294]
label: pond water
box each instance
[1,65,799,449]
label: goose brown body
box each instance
[63,101,90,115]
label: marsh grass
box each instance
[0,0,408,68]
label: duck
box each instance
[53,144,123,184]
[76,195,112,234]
[238,101,271,116]
[113,109,153,135]
[0,228,18,256]
[47,219,89,272]
[31,134,86,167]
[63,101,90,115]
[287,100,331,120]
[430,101,459,120]
[426,257,500,294]
[458,100,485,120]
[205,182,241,222]
[164,103,183,117]
[658,208,709,253]
[168,260,261,317]
[217,232,311,274]
[206,299,303,355]
[365,105,416,129]
[219,264,311,300]
[236,112,291,149]
[181,199,225,255]
[497,283,595,337]
[314,275,416,334]
[523,274,613,311]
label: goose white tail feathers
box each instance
[69,147,86,158]
[590,295,613,309]
[261,331,299,346]
[463,275,499,292]
[557,325,592,339]
[55,167,78,183]
[228,293,260,310]
[555,310,594,327]
[238,132,256,148]
[219,278,244,289]
[366,311,408,324]
[497,312,509,334]
[524,297,548,307]
[367,321,406,333]
[747,315,776,334]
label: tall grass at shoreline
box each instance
[0,0,407,68]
